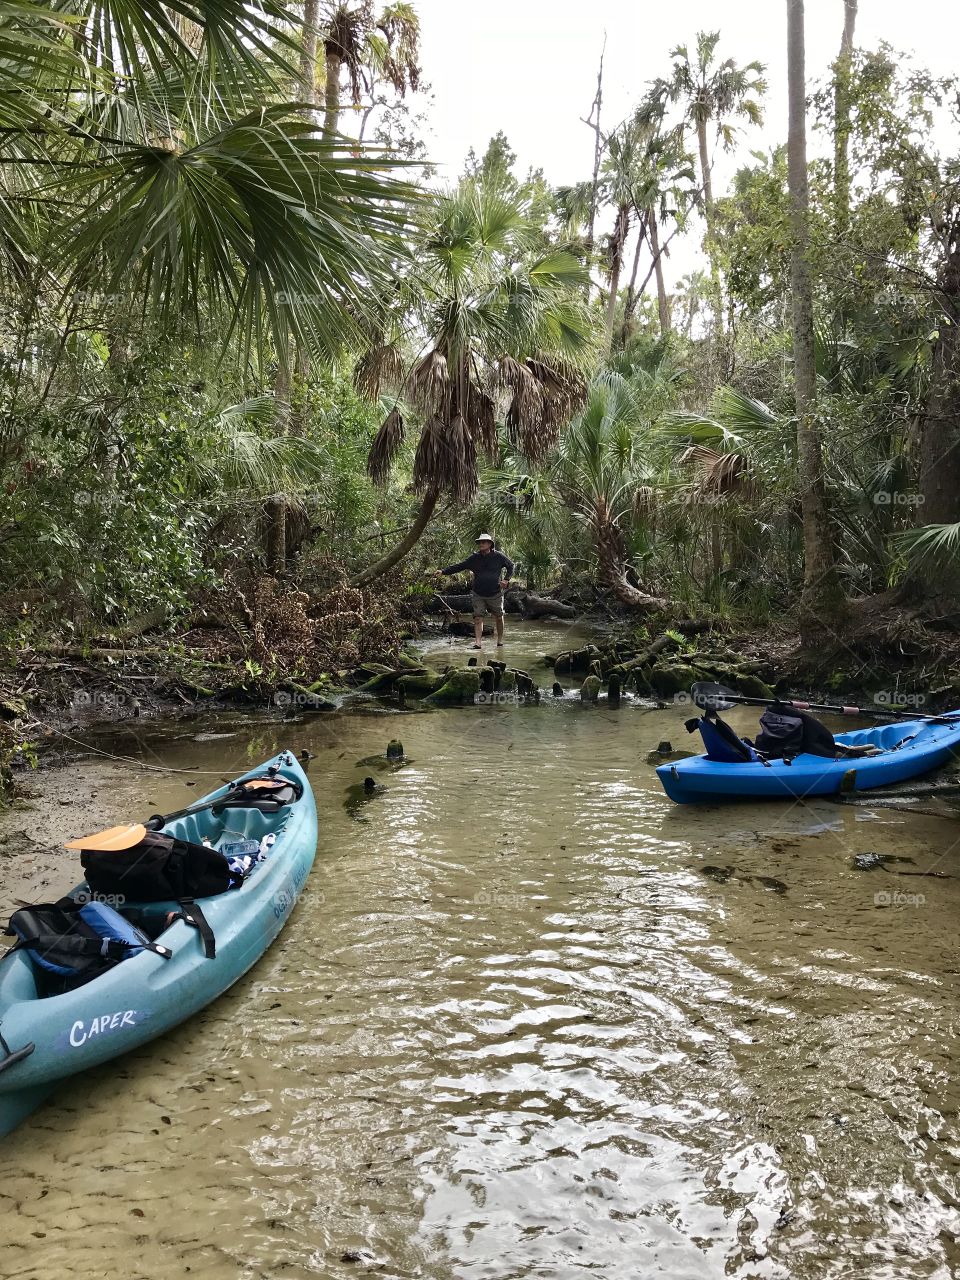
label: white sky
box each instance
[402,0,960,288]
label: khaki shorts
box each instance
[472,592,504,617]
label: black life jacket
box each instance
[754,704,837,759]
[79,833,242,960]
[5,897,171,997]
[79,831,239,902]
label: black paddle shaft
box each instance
[144,766,283,830]
[690,682,959,724]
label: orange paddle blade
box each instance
[242,778,286,791]
[65,822,147,852]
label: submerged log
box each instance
[518,594,577,620]
[397,672,446,699]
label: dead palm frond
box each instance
[367,406,405,485]
[413,413,477,503]
[354,343,404,400]
[679,444,750,499]
[407,348,449,413]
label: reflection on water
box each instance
[2,621,960,1279]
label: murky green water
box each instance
[2,622,960,1279]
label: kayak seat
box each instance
[687,714,759,763]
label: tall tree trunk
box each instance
[275,1,321,570]
[833,0,858,239]
[582,40,606,300]
[787,0,845,627]
[917,225,960,597]
[696,116,713,215]
[323,47,341,137]
[300,0,320,109]
[351,489,441,587]
[605,205,629,345]
[647,208,671,333]
[266,350,292,573]
[619,221,646,346]
[696,115,724,335]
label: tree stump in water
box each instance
[425,669,481,705]
[607,674,623,708]
[580,675,602,703]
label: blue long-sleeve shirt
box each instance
[442,550,514,597]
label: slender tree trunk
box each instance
[787,0,845,627]
[266,351,291,573]
[696,115,724,335]
[833,0,858,238]
[647,208,671,333]
[323,47,342,136]
[274,1,321,569]
[917,225,960,597]
[696,116,713,214]
[605,205,629,345]
[582,39,606,300]
[300,0,320,110]
[619,221,646,346]
[351,489,441,587]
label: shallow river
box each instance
[2,622,960,1280]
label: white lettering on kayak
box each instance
[68,1009,138,1047]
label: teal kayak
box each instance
[657,712,960,804]
[0,750,316,1137]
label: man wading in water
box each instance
[436,535,515,650]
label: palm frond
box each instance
[367,406,405,485]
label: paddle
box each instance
[147,775,290,829]
[65,774,292,853]
[689,682,960,724]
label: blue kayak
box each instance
[657,712,960,804]
[0,750,316,1137]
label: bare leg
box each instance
[495,613,504,646]
[473,615,484,647]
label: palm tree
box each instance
[0,1,419,366]
[648,31,766,327]
[351,181,594,585]
[556,370,679,610]
[320,1,420,137]
[598,117,694,347]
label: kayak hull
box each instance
[0,750,317,1136]
[656,713,960,804]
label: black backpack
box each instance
[755,704,837,759]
